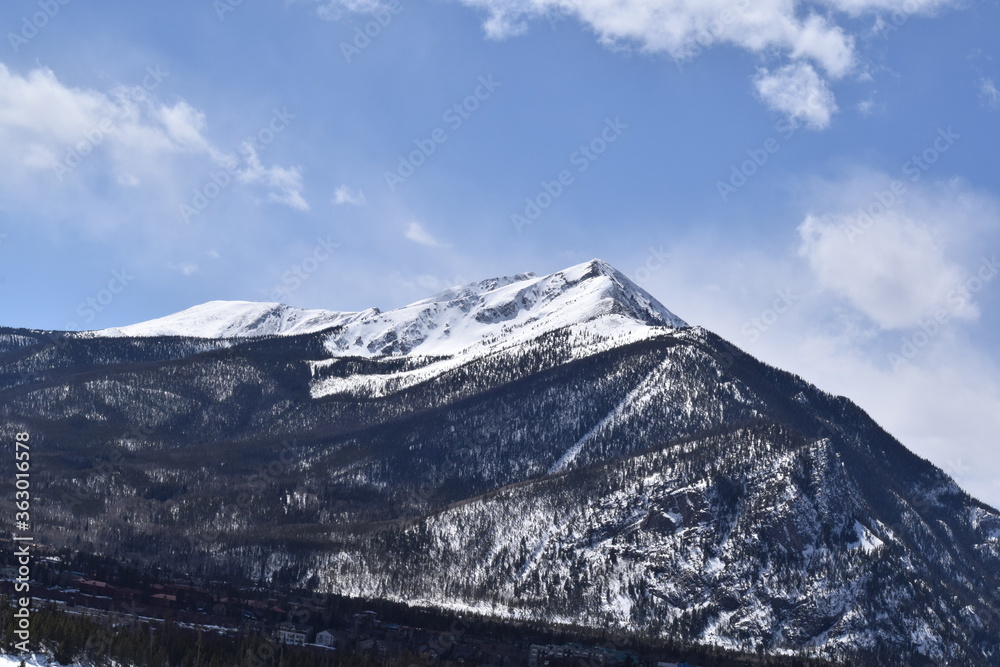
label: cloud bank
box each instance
[0,63,307,218]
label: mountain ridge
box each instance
[81,259,687,348]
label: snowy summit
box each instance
[85,260,688,357]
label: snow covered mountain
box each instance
[318,259,686,358]
[2,259,999,665]
[86,259,686,352]
[84,300,367,339]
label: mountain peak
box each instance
[552,258,686,328]
[320,259,686,358]
[573,257,617,276]
[83,260,686,352]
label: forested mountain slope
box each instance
[1,260,998,665]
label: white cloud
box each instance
[787,13,855,77]
[632,177,1000,508]
[0,64,111,145]
[823,0,956,15]
[155,101,213,153]
[770,323,1000,509]
[798,211,977,329]
[116,172,141,187]
[455,1,855,75]
[167,262,199,276]
[978,77,1000,111]
[0,63,307,214]
[307,0,387,20]
[792,172,1000,331]
[333,184,367,206]
[856,93,880,116]
[238,143,309,211]
[405,221,444,247]
[754,62,838,130]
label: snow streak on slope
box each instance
[548,356,676,474]
[86,301,371,339]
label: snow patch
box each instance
[849,520,884,553]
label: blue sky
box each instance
[1,0,999,506]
